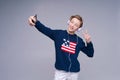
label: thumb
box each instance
[32,14,37,23]
[85,30,88,34]
[82,29,87,35]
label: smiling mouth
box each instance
[71,26,73,29]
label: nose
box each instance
[70,22,74,27]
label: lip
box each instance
[69,26,74,30]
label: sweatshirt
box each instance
[35,21,94,72]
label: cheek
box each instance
[74,27,79,31]
[69,22,72,26]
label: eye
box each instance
[75,24,79,28]
[70,20,80,28]
[70,21,74,24]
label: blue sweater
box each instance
[35,21,94,72]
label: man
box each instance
[28,14,94,80]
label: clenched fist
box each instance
[28,15,37,26]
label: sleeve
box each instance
[35,20,56,40]
[81,41,94,57]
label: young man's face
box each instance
[68,18,81,34]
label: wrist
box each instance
[86,40,91,43]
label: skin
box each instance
[28,16,91,43]
[67,18,91,43]
[67,18,81,35]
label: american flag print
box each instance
[61,39,77,54]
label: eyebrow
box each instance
[71,21,80,26]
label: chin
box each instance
[68,28,76,33]
[69,30,75,33]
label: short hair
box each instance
[70,15,83,28]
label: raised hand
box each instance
[82,30,91,43]
[28,14,37,26]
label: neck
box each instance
[67,30,75,35]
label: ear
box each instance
[77,28,82,32]
[67,20,70,25]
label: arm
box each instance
[35,21,55,40]
[28,15,55,40]
[81,41,94,57]
[81,30,94,57]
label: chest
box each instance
[55,33,79,54]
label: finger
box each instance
[28,16,35,26]
[28,17,33,24]
[82,30,87,35]
[85,29,88,34]
[32,15,37,23]
[82,30,85,35]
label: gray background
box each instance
[0,0,119,80]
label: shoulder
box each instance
[51,29,66,37]
[76,35,83,41]
[76,35,85,45]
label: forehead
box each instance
[71,18,81,24]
